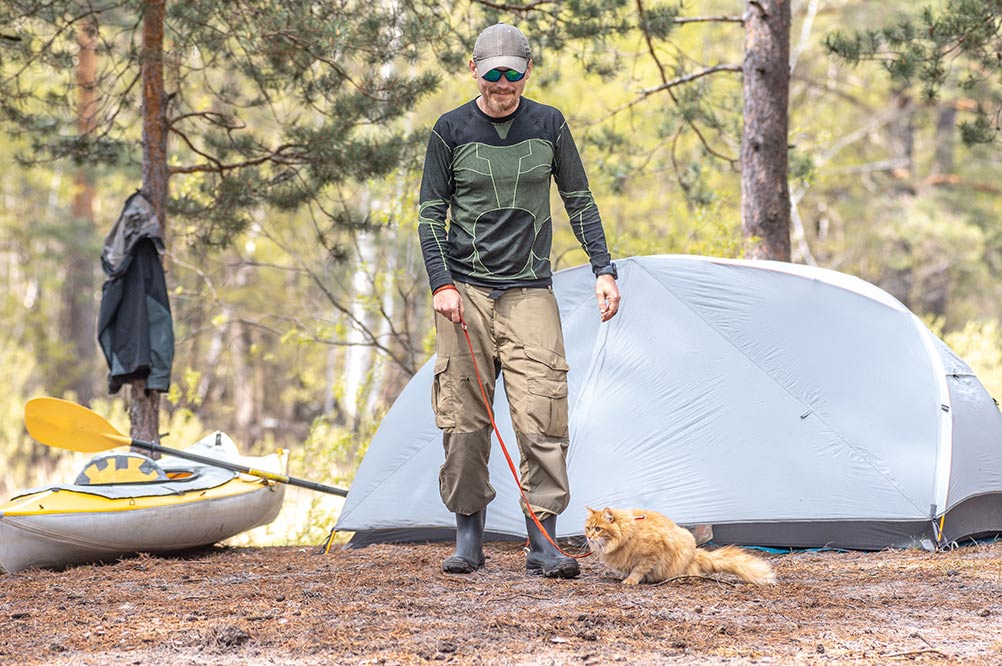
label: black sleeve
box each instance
[553,119,612,274]
[417,124,455,293]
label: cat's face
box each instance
[584,507,623,555]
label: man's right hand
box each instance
[434,286,465,323]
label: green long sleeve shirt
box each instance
[418,97,612,293]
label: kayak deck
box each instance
[0,431,288,573]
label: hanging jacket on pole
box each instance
[97,192,174,394]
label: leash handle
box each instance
[458,315,590,559]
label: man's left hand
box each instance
[595,275,620,322]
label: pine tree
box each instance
[0,0,439,440]
[826,0,1002,146]
[460,0,793,260]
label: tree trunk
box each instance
[229,252,255,443]
[930,104,957,177]
[741,0,792,262]
[231,319,254,445]
[878,239,914,311]
[62,17,99,406]
[128,377,160,447]
[344,225,375,430]
[133,0,168,445]
[252,326,265,443]
[887,88,916,191]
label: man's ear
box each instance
[469,60,478,78]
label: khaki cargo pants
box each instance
[433,282,571,518]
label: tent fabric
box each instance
[335,255,1002,551]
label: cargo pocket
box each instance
[432,356,456,429]
[525,347,570,437]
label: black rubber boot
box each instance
[441,509,486,574]
[525,514,580,579]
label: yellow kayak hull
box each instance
[0,437,287,573]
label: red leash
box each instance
[458,315,590,559]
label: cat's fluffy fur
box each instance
[585,507,776,586]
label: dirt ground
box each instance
[2,539,1001,665]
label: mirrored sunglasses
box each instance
[482,68,526,83]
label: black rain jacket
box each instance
[97,192,174,394]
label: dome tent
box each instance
[335,255,1002,551]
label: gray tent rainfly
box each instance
[336,255,1002,551]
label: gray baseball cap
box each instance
[472,23,531,76]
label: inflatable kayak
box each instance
[0,431,286,573]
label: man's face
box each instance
[470,60,532,118]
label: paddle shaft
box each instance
[24,397,350,497]
[129,438,349,497]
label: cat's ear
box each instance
[603,508,615,523]
[586,506,597,515]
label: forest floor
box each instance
[2,539,1001,665]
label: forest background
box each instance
[2,0,1001,547]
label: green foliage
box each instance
[0,0,443,245]
[0,345,42,498]
[788,147,816,186]
[275,407,384,547]
[825,0,1002,145]
[641,3,682,41]
[788,1,1002,332]
[959,106,998,146]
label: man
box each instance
[418,22,620,578]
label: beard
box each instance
[482,90,519,116]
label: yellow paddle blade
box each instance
[24,397,132,453]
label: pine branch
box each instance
[638,63,744,97]
[253,209,418,376]
[468,0,556,11]
[671,15,744,24]
[924,173,1002,195]
[170,111,246,131]
[166,126,306,175]
[631,0,740,164]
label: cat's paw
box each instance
[621,577,640,586]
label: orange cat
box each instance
[584,507,776,586]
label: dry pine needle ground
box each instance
[2,540,1001,665]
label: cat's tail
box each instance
[692,546,776,585]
